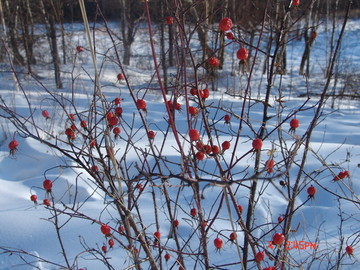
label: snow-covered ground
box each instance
[0,17,359,270]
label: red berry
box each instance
[117,73,125,80]
[175,102,182,110]
[136,99,147,110]
[91,165,98,172]
[113,127,121,136]
[154,231,161,240]
[76,46,84,53]
[190,88,198,96]
[166,100,173,110]
[230,232,237,241]
[293,0,300,6]
[212,145,220,154]
[265,159,275,169]
[189,106,198,116]
[108,239,115,248]
[208,56,220,68]
[136,183,143,191]
[224,114,231,123]
[195,151,205,160]
[69,113,76,121]
[118,226,125,234]
[252,138,263,150]
[43,179,53,191]
[263,267,277,270]
[237,47,249,61]
[114,97,121,105]
[196,141,204,151]
[346,245,354,255]
[89,140,96,148]
[255,251,265,262]
[290,118,300,129]
[307,185,316,197]
[166,16,174,25]
[203,145,212,154]
[336,171,349,180]
[190,208,197,217]
[278,216,284,223]
[65,128,75,140]
[266,159,275,173]
[173,219,180,227]
[164,253,171,261]
[100,224,111,235]
[219,17,233,32]
[107,112,114,121]
[115,107,123,117]
[189,129,200,141]
[42,110,50,119]
[272,233,285,245]
[226,32,234,40]
[222,141,231,150]
[214,237,223,249]
[310,31,318,40]
[237,204,243,214]
[80,120,87,129]
[147,130,156,139]
[43,198,51,206]
[108,116,118,127]
[202,88,210,99]
[8,140,19,151]
[30,194,37,203]
[106,111,114,120]
[101,245,107,253]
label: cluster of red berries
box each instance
[193,140,230,160]
[333,170,350,181]
[166,100,182,112]
[99,224,116,252]
[219,17,235,40]
[64,114,79,141]
[190,87,210,100]
[30,179,53,207]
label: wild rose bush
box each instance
[0,0,358,269]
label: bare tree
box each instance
[118,0,143,66]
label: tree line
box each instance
[0,0,357,89]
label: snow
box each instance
[0,17,360,270]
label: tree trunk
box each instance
[19,2,36,74]
[40,0,62,89]
[0,0,19,91]
[299,1,315,76]
[4,0,24,66]
[49,14,62,89]
[119,0,137,66]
